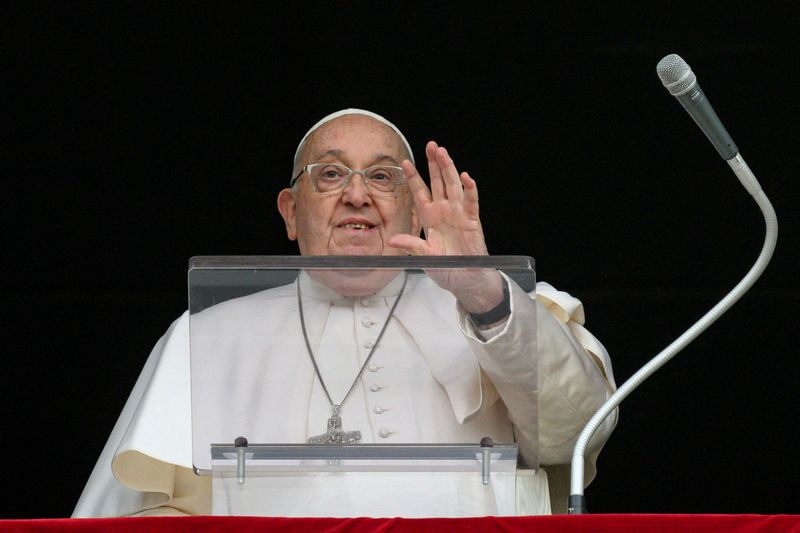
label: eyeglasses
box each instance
[290,163,406,194]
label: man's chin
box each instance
[308,268,402,296]
[330,246,392,256]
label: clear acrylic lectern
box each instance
[188,256,541,517]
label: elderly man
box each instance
[73,109,616,517]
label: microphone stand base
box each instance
[568,494,588,514]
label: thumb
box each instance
[387,234,431,256]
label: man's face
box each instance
[278,115,419,256]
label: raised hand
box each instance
[388,141,505,315]
[389,141,488,256]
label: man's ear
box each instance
[277,188,298,241]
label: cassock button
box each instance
[369,384,383,392]
[364,340,375,349]
[372,405,388,414]
[361,317,374,328]
[379,428,395,438]
[367,364,382,372]
[360,297,373,306]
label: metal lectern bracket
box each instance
[480,436,494,485]
[234,436,248,484]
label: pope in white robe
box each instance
[73,109,617,517]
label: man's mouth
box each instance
[338,223,374,230]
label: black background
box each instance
[6,2,799,519]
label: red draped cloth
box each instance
[4,515,800,532]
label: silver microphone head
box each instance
[657,54,697,96]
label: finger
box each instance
[401,159,432,206]
[387,234,432,256]
[437,147,464,203]
[461,172,479,218]
[426,141,445,200]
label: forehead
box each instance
[303,115,407,162]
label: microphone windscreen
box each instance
[657,54,697,96]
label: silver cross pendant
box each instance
[308,406,362,445]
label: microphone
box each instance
[568,53,778,514]
[656,54,738,160]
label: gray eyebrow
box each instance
[312,150,401,166]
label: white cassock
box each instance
[73,272,617,517]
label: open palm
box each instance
[388,141,503,313]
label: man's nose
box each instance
[340,172,372,206]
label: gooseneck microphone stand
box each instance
[568,54,779,514]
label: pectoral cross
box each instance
[308,405,362,445]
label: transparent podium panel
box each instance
[189,256,539,517]
[209,444,520,517]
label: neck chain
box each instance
[298,273,407,445]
